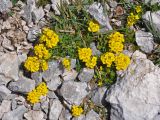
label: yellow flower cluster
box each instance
[62,58,70,70]
[78,48,97,69]
[24,28,59,72]
[127,5,142,27]
[114,53,131,70]
[40,28,59,48]
[100,32,130,70]
[24,57,40,72]
[88,20,100,32]
[24,56,48,72]
[34,44,51,60]
[101,52,115,67]
[71,105,83,117]
[27,82,48,104]
[108,32,124,54]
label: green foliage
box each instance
[11,0,18,6]
[36,0,50,7]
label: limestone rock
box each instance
[60,81,88,105]
[136,30,154,53]
[24,110,44,120]
[85,110,101,120]
[27,26,41,42]
[106,50,160,120]
[0,100,11,119]
[32,7,45,23]
[47,76,61,91]
[62,69,78,81]
[78,68,94,82]
[0,0,12,12]
[0,85,11,101]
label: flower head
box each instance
[62,58,71,70]
[71,105,83,117]
[40,60,48,71]
[108,32,124,43]
[101,52,115,67]
[27,89,40,104]
[88,20,100,32]
[36,82,48,96]
[114,53,130,70]
[34,44,51,60]
[109,41,123,54]
[24,56,40,72]
[135,5,142,13]
[127,13,140,27]
[78,48,92,62]
[85,56,97,69]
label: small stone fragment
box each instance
[24,110,44,120]
[78,68,94,82]
[85,110,101,120]
[32,7,45,23]
[47,77,61,91]
[0,100,11,119]
[62,69,78,81]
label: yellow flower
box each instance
[36,82,48,96]
[62,58,70,70]
[24,56,40,72]
[109,41,123,54]
[27,89,40,104]
[127,13,140,27]
[98,80,103,86]
[114,53,130,70]
[101,52,115,67]
[71,105,83,117]
[34,44,51,60]
[108,32,124,43]
[135,5,142,13]
[88,20,100,32]
[100,66,103,71]
[85,56,97,69]
[40,34,48,43]
[78,48,92,62]
[40,60,48,71]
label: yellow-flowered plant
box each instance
[114,53,130,70]
[27,82,48,104]
[135,5,142,13]
[108,32,124,43]
[127,13,139,27]
[62,58,71,70]
[40,60,48,71]
[24,56,40,72]
[88,20,100,32]
[85,56,97,69]
[34,44,51,60]
[40,28,59,48]
[109,41,124,54]
[101,52,115,67]
[78,48,92,62]
[71,105,83,117]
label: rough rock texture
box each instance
[90,42,102,56]
[0,85,11,101]
[145,0,160,5]
[32,7,45,23]
[27,26,41,42]
[78,68,94,82]
[0,0,12,12]
[47,76,61,91]
[60,81,88,105]
[135,30,154,53]
[49,99,63,120]
[87,2,112,30]
[85,110,101,120]
[0,52,19,81]
[143,10,160,33]
[106,50,160,120]
[24,110,44,120]
[0,100,11,119]
[8,77,35,94]
[62,69,78,81]
[2,105,28,120]
[92,87,107,107]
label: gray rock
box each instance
[78,68,94,82]
[24,110,44,120]
[62,69,78,81]
[85,110,101,120]
[0,0,12,12]
[11,99,17,110]
[18,53,27,64]
[87,2,112,30]
[135,30,154,53]
[90,42,102,56]
[145,0,160,5]
[2,105,28,120]
[31,72,42,86]
[59,108,72,120]
[142,11,160,34]
[106,50,160,120]
[47,76,61,91]
[0,100,11,119]
[8,77,35,94]
[92,87,107,107]
[41,98,49,114]
[2,36,14,51]
[72,115,86,120]
[27,26,41,42]
[0,85,11,101]
[71,59,77,69]
[42,60,62,82]
[49,99,63,120]
[0,52,19,81]
[33,103,41,111]
[2,21,11,30]
[21,5,32,24]
[44,4,51,13]
[47,91,58,99]
[60,81,88,105]
[32,7,45,23]
[109,0,118,8]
